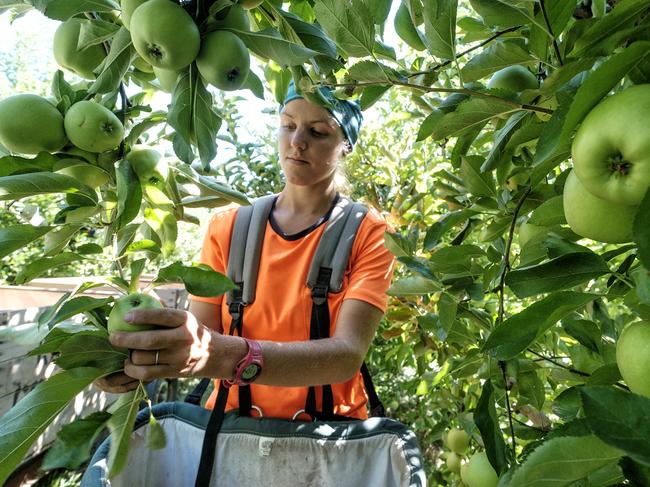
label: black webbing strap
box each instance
[229,288,253,418]
[361,362,385,417]
[194,381,230,487]
[304,267,335,419]
[185,378,211,406]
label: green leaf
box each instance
[107,387,146,478]
[41,411,112,470]
[528,196,566,226]
[428,97,517,141]
[484,292,597,360]
[42,295,113,329]
[562,319,602,353]
[461,41,537,83]
[90,26,133,94]
[506,253,610,298]
[115,159,142,227]
[437,293,458,339]
[387,275,441,296]
[168,67,221,167]
[56,330,127,371]
[281,10,338,58]
[313,0,375,58]
[475,380,508,475]
[14,253,88,285]
[634,189,650,270]
[571,0,650,57]
[460,155,496,197]
[146,414,167,450]
[482,111,528,172]
[416,109,445,142]
[38,0,119,20]
[347,60,399,83]
[155,261,237,297]
[631,267,650,305]
[581,386,650,466]
[77,18,119,50]
[506,435,622,486]
[424,210,476,250]
[422,0,457,60]
[230,27,319,65]
[144,208,177,258]
[242,69,265,100]
[0,172,97,205]
[0,367,107,486]
[429,244,485,274]
[0,224,51,260]
[469,0,529,28]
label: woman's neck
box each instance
[276,181,338,218]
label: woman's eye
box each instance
[312,129,326,136]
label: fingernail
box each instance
[124,312,134,322]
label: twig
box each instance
[407,26,523,78]
[539,0,564,66]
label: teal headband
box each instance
[282,81,363,147]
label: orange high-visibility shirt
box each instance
[190,199,395,419]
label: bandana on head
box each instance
[281,81,363,147]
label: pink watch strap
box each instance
[224,338,263,388]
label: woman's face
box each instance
[278,98,348,188]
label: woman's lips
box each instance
[287,156,309,164]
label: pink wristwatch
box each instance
[224,338,264,388]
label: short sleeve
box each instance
[189,207,238,305]
[343,211,395,313]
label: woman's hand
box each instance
[95,371,140,394]
[108,308,226,382]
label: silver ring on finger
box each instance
[155,350,160,366]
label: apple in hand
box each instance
[108,293,163,333]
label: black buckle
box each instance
[228,301,243,320]
[311,283,329,301]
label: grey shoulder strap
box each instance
[226,195,275,305]
[306,197,368,293]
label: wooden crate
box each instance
[0,276,188,466]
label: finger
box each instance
[123,308,190,328]
[95,373,140,393]
[110,327,183,350]
[124,358,177,382]
[131,349,167,367]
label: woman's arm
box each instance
[109,298,383,387]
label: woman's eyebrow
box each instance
[281,112,334,125]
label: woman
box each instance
[98,83,395,420]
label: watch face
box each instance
[242,364,261,381]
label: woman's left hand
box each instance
[108,308,222,382]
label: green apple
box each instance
[616,321,650,397]
[196,31,250,91]
[126,147,168,186]
[206,5,250,31]
[0,94,68,154]
[64,101,124,153]
[563,170,637,244]
[108,293,163,333]
[394,3,426,51]
[460,452,498,487]
[487,65,538,95]
[446,452,462,474]
[447,428,470,455]
[130,0,200,70]
[53,18,107,80]
[153,67,180,93]
[572,84,650,206]
[121,0,149,30]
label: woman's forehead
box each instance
[280,99,338,126]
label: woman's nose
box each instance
[290,128,307,150]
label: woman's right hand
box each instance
[95,371,140,394]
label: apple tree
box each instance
[1,0,650,485]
